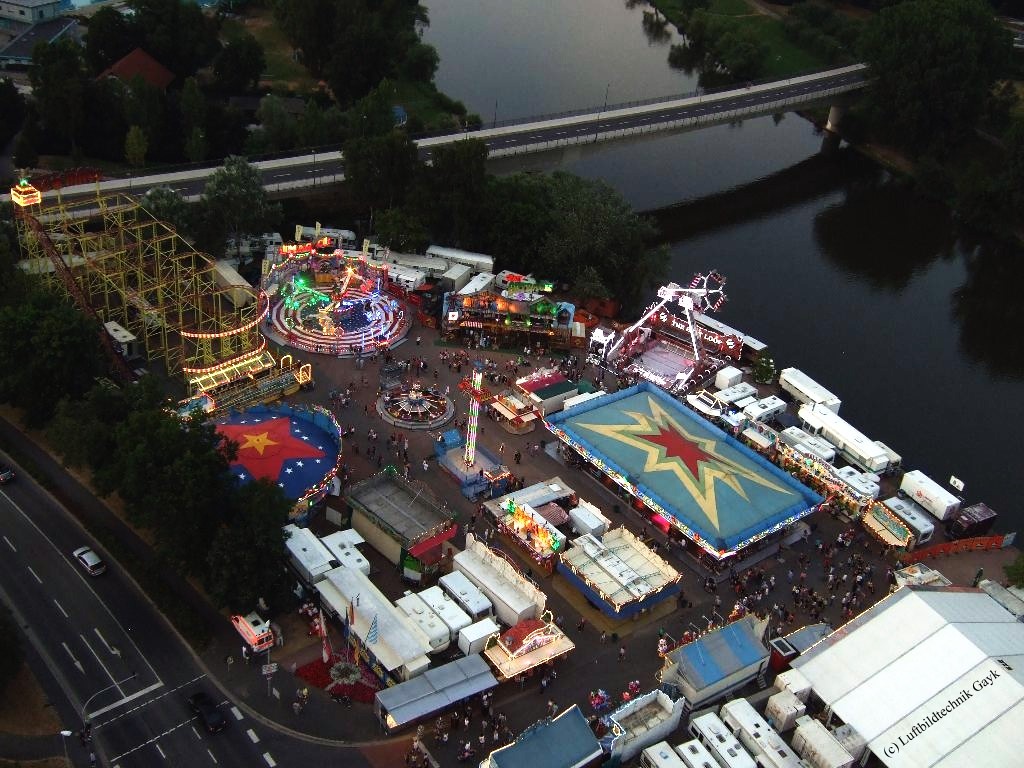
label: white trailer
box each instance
[395,592,451,654]
[835,466,880,500]
[882,496,935,546]
[716,381,758,405]
[213,260,256,307]
[458,272,497,296]
[797,404,888,473]
[283,524,338,585]
[675,739,719,768]
[715,366,743,390]
[568,499,611,537]
[453,551,538,626]
[387,264,427,291]
[720,698,804,768]
[780,427,835,464]
[438,571,493,622]
[779,368,841,413]
[765,689,806,733]
[319,530,370,575]
[899,469,961,521]
[418,585,472,642]
[640,743,689,768]
[791,717,855,768]
[440,263,472,292]
[426,245,495,274]
[743,396,787,423]
[688,712,757,768]
[458,617,500,656]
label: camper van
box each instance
[418,585,473,642]
[426,245,495,274]
[640,742,689,768]
[882,497,935,546]
[438,571,494,621]
[395,593,450,654]
[675,739,720,768]
[689,712,757,768]
[720,699,805,768]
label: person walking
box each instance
[576,617,586,632]
[618,645,626,662]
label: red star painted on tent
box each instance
[217,417,325,481]
[637,424,714,479]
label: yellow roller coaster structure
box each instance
[10,181,311,400]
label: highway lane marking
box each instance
[208,749,218,763]
[27,566,42,584]
[94,627,121,657]
[192,725,202,739]
[89,679,175,721]
[263,753,277,767]
[53,599,68,618]
[155,743,166,759]
[0,486,163,685]
[80,633,125,696]
[61,642,85,673]
[2,535,14,551]
[106,715,197,762]
[247,728,259,743]
[230,706,243,721]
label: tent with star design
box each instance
[215,404,343,518]
[544,382,820,558]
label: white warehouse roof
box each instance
[792,586,1024,768]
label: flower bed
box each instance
[296,651,380,704]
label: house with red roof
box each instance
[98,47,175,91]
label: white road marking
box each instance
[230,706,243,721]
[107,716,197,762]
[155,743,166,759]
[208,749,218,763]
[192,725,201,739]
[88,680,166,719]
[2,535,15,551]
[80,633,124,696]
[94,627,120,656]
[27,566,42,584]
[61,642,85,673]
[247,728,259,743]
[0,488,163,685]
[93,675,202,726]
[263,753,277,767]
[53,599,68,618]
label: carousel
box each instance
[376,381,455,430]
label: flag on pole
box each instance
[319,609,332,664]
[367,614,379,645]
[347,599,355,628]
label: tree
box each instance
[860,0,1011,153]
[346,80,400,140]
[124,124,149,167]
[272,0,337,77]
[1005,553,1024,588]
[418,138,489,245]
[401,42,439,83]
[12,132,37,169]
[213,33,265,93]
[184,126,208,164]
[343,131,419,210]
[253,95,298,152]
[205,480,293,612]
[142,185,193,235]
[178,77,206,134]
[374,206,430,252]
[29,38,89,153]
[126,0,220,78]
[0,285,107,426]
[0,78,25,148]
[200,156,280,259]
[571,264,611,302]
[84,6,136,73]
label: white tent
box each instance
[792,587,1024,768]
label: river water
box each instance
[423,0,1024,528]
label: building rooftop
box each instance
[346,468,454,545]
[98,47,175,91]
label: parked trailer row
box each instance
[796,404,889,473]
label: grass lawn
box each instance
[709,0,755,16]
[393,79,462,132]
[222,9,316,93]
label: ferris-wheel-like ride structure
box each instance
[594,272,736,394]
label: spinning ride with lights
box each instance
[263,244,409,357]
[376,381,455,430]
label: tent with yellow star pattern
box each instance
[545,382,821,556]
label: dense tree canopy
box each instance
[860,0,1012,153]
[200,156,281,258]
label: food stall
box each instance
[482,612,576,681]
[488,390,539,435]
[496,498,567,575]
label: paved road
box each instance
[0,467,364,768]
[12,67,866,207]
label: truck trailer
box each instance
[778,368,841,413]
[797,404,888,473]
[898,469,961,521]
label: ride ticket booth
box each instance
[231,613,275,652]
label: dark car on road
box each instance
[0,464,14,484]
[188,691,227,734]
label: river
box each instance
[422,0,1024,529]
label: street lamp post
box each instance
[60,730,72,766]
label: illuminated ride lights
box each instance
[10,180,41,207]
[178,291,270,338]
[464,366,484,467]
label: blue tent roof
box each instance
[669,618,768,691]
[489,705,601,768]
[545,382,821,553]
